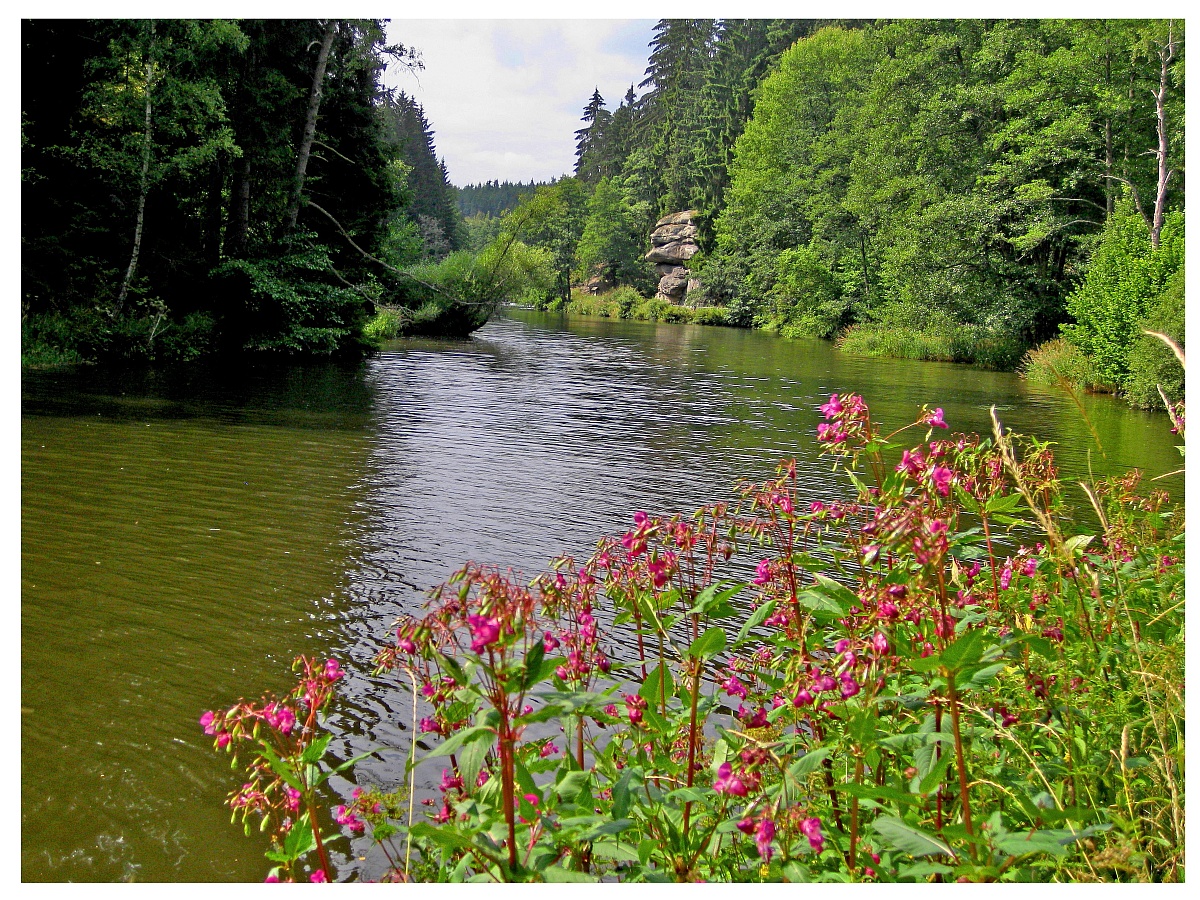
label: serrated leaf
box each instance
[688,626,727,659]
[521,637,546,690]
[300,733,333,767]
[732,600,777,649]
[787,747,830,780]
[424,724,494,760]
[940,628,986,671]
[871,815,957,858]
[689,582,742,618]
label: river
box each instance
[20,310,1183,881]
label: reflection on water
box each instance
[21,313,1183,881]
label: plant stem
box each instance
[945,672,977,861]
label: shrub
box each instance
[1062,206,1184,391]
[1124,268,1185,410]
[1021,339,1105,393]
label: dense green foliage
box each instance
[204,395,1185,882]
[546,19,1185,409]
[21,18,470,363]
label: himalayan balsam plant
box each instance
[204,393,1184,882]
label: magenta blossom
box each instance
[539,742,559,759]
[439,768,463,792]
[800,817,825,853]
[793,688,814,707]
[755,818,776,862]
[929,466,953,497]
[334,805,364,833]
[722,675,748,700]
[922,407,948,429]
[712,762,748,797]
[820,394,843,419]
[871,632,889,655]
[324,659,344,681]
[753,559,771,586]
[310,870,328,883]
[200,711,217,735]
[466,614,501,653]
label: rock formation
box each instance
[645,210,701,304]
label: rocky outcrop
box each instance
[646,210,702,303]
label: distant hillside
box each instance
[455,179,550,218]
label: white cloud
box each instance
[382,20,655,185]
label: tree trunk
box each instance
[1149,22,1176,250]
[284,19,337,232]
[226,155,252,257]
[115,23,155,316]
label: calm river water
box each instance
[21,310,1183,881]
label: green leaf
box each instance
[274,812,316,862]
[410,821,475,851]
[787,747,830,780]
[554,769,591,803]
[839,783,921,807]
[457,729,494,789]
[424,724,494,760]
[940,628,987,671]
[638,664,675,706]
[897,861,954,879]
[589,841,639,863]
[542,866,598,882]
[918,749,955,794]
[966,662,1007,689]
[578,818,633,841]
[688,626,727,660]
[795,574,853,617]
[300,733,333,767]
[521,637,546,690]
[689,582,743,617]
[732,600,777,649]
[257,741,304,792]
[871,815,957,859]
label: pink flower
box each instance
[878,600,899,619]
[930,466,953,497]
[543,632,559,652]
[467,615,500,653]
[335,804,364,833]
[792,689,813,707]
[200,711,217,735]
[800,817,825,853]
[284,786,302,812]
[397,636,417,654]
[264,874,280,883]
[476,770,490,787]
[216,732,231,749]
[1022,557,1038,577]
[310,870,328,883]
[419,717,439,734]
[897,448,925,477]
[753,559,771,586]
[999,563,1013,591]
[736,817,756,835]
[539,742,559,759]
[839,674,860,699]
[603,703,618,717]
[922,407,948,429]
[324,659,343,681]
[871,632,889,655]
[810,501,826,513]
[755,818,776,862]
[820,394,843,419]
[439,768,464,792]
[712,762,748,796]
[633,511,649,527]
[722,675,748,700]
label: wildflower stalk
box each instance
[681,655,703,843]
[944,672,977,862]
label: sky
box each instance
[381,19,656,187]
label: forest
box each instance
[21,18,1185,410]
